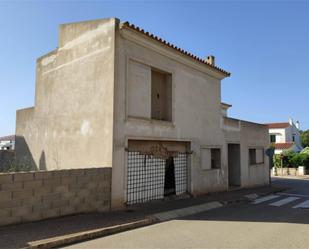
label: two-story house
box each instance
[16,18,269,208]
[0,135,15,150]
[267,119,303,154]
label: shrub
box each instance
[282,150,297,167]
[301,130,309,148]
[301,154,309,169]
[301,147,309,155]
[273,154,282,168]
[290,154,303,168]
[273,151,309,169]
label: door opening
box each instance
[164,157,176,196]
[228,143,241,187]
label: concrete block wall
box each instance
[0,168,111,227]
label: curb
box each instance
[151,201,223,221]
[25,187,286,249]
[25,219,154,249]
[25,202,224,249]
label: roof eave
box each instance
[120,22,231,78]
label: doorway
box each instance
[228,143,241,187]
[164,157,176,196]
[126,150,188,205]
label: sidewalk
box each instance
[0,184,286,249]
[272,175,309,180]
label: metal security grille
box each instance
[126,151,188,205]
[174,153,188,195]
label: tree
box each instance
[301,147,309,155]
[300,130,309,148]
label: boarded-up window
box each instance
[127,61,151,118]
[256,148,264,164]
[151,69,172,121]
[249,148,264,165]
[201,147,221,170]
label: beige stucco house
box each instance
[16,18,269,208]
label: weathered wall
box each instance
[223,117,269,188]
[0,168,111,227]
[16,18,117,170]
[240,121,269,187]
[112,26,229,207]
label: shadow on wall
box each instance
[39,150,47,170]
[13,135,38,172]
[0,150,16,172]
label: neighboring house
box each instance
[0,135,15,150]
[266,119,303,154]
[16,18,269,208]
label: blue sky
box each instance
[0,0,308,136]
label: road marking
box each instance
[253,195,280,204]
[278,193,309,198]
[269,197,300,207]
[244,194,258,200]
[292,200,309,209]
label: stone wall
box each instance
[0,168,111,227]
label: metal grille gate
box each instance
[126,151,188,205]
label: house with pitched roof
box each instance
[266,119,303,154]
[0,135,15,150]
[15,18,270,208]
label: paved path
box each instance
[63,177,309,249]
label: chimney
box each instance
[296,121,300,130]
[206,55,215,66]
[289,118,293,126]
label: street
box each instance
[63,177,309,249]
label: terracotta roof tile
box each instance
[0,135,15,141]
[121,22,231,77]
[266,122,290,129]
[274,142,294,150]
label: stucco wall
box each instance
[112,26,228,207]
[240,121,269,187]
[16,18,117,170]
[223,117,269,188]
[269,128,286,143]
[286,125,302,149]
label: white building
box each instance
[266,119,302,154]
[0,135,15,150]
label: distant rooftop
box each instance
[266,123,290,129]
[273,142,294,150]
[0,135,15,141]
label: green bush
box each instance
[301,130,309,148]
[290,154,303,168]
[282,150,297,167]
[273,154,282,168]
[274,151,309,169]
[301,147,309,155]
[301,154,309,169]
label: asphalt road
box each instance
[63,177,309,249]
